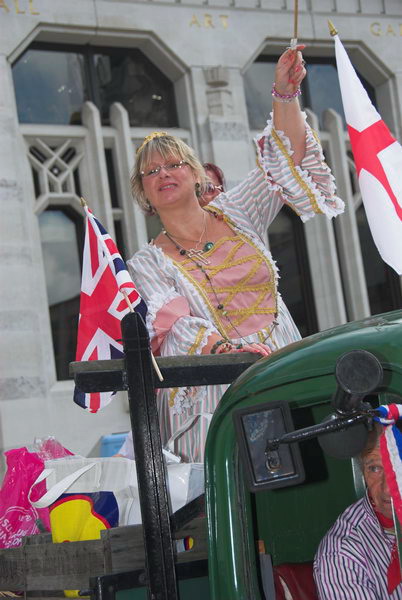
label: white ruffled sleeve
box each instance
[212,112,344,238]
[127,247,218,357]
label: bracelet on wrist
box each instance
[210,339,228,354]
[210,339,244,354]
[216,342,244,354]
[271,83,301,103]
[216,342,233,354]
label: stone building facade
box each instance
[0,0,401,464]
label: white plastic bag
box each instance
[30,455,204,526]
[127,461,204,524]
[30,456,137,527]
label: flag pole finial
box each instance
[80,197,88,208]
[328,19,338,37]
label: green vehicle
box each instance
[90,308,401,600]
[206,309,402,599]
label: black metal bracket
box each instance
[120,312,178,600]
[70,353,260,391]
[265,410,373,451]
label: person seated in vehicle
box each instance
[314,421,402,599]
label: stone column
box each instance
[0,55,54,457]
[191,65,254,187]
[323,108,371,321]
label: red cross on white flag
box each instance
[333,33,402,274]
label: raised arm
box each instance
[272,45,307,165]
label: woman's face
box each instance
[199,168,223,207]
[141,151,197,213]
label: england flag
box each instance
[74,203,147,412]
[333,32,402,274]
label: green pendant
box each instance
[203,241,214,252]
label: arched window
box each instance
[12,44,178,127]
[268,206,318,337]
[38,207,83,379]
[244,55,375,130]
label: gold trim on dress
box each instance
[311,128,322,146]
[171,213,278,336]
[271,128,324,215]
[172,258,231,340]
[169,325,208,407]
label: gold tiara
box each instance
[136,131,168,155]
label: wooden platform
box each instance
[0,517,207,593]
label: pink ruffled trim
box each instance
[151,296,191,353]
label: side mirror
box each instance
[233,401,305,492]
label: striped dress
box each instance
[126,115,344,463]
[314,493,402,599]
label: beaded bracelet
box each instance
[210,339,229,354]
[271,84,301,104]
[210,339,244,354]
[216,342,234,354]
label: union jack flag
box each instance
[74,203,147,413]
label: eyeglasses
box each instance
[140,160,188,178]
[205,183,223,194]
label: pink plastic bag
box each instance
[0,439,73,548]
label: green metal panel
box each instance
[205,310,402,600]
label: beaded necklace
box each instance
[162,221,278,345]
[163,211,214,265]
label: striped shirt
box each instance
[314,493,402,599]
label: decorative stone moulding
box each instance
[206,89,234,116]
[204,66,230,88]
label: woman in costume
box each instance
[124,45,344,463]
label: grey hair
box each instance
[131,134,209,216]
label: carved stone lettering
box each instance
[189,13,229,29]
[0,0,40,14]
[370,22,381,36]
[13,0,25,14]
[219,15,228,29]
[204,14,214,28]
[189,14,201,27]
[370,21,402,36]
[29,0,39,14]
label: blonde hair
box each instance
[131,133,208,216]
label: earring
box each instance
[144,198,156,215]
[195,182,202,198]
